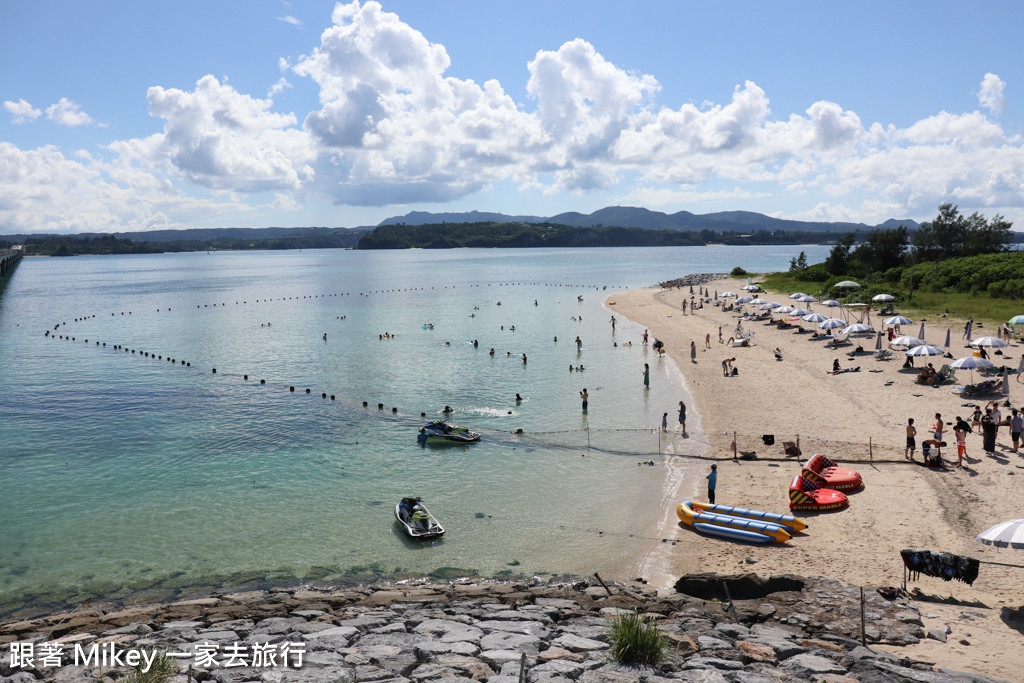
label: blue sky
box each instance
[2,0,1023,234]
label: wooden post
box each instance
[593,572,613,596]
[722,581,739,622]
[869,437,873,463]
[732,431,738,460]
[796,434,800,454]
[860,587,867,646]
[518,653,527,683]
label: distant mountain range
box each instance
[379,207,922,234]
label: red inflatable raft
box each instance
[801,454,863,491]
[789,474,848,512]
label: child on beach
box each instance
[707,464,717,504]
[955,425,967,468]
[906,418,917,460]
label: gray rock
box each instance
[696,635,732,650]
[4,674,41,683]
[413,641,480,658]
[781,653,847,675]
[927,629,949,643]
[712,622,749,639]
[745,637,806,659]
[412,619,483,643]
[476,620,550,638]
[478,650,525,666]
[480,632,542,653]
[680,656,743,671]
[550,633,607,652]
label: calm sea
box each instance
[0,245,828,615]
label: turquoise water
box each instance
[0,246,828,615]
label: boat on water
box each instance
[677,500,806,543]
[420,419,480,443]
[395,497,445,539]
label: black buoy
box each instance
[290,386,295,392]
[305,388,310,394]
[212,368,216,373]
[260,379,265,384]
[244,375,248,380]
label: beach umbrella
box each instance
[835,280,860,289]
[875,332,883,350]
[720,291,737,298]
[799,295,818,303]
[905,345,944,357]
[1008,315,1024,325]
[1003,368,1010,395]
[918,322,925,341]
[749,297,766,305]
[802,313,829,323]
[891,336,925,347]
[872,293,895,302]
[775,306,794,315]
[977,519,1024,549]
[819,318,847,330]
[760,301,781,310]
[790,292,808,299]
[790,308,811,317]
[735,296,753,304]
[950,355,994,383]
[690,285,694,294]
[842,323,873,335]
[714,290,718,299]
[970,336,1008,348]
[883,315,913,326]
[944,328,951,349]
[741,284,761,291]
[822,299,841,307]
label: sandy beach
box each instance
[610,278,1024,680]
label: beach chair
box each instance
[827,331,851,349]
[933,364,955,386]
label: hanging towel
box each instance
[900,549,980,585]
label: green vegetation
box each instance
[730,266,748,277]
[21,230,365,256]
[607,610,671,666]
[760,204,1021,328]
[117,651,176,683]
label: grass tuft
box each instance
[117,651,177,683]
[607,610,670,666]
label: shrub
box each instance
[730,266,748,277]
[607,610,670,666]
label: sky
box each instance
[2,1,1023,234]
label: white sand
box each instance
[610,280,1024,681]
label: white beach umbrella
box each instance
[775,306,794,315]
[950,355,995,383]
[842,323,873,335]
[977,519,1024,549]
[883,316,913,326]
[822,299,841,307]
[891,336,925,347]
[819,318,847,330]
[872,293,895,302]
[970,336,1008,348]
[741,284,761,291]
[735,296,753,304]
[918,322,925,340]
[790,308,811,317]
[802,313,829,323]
[835,280,860,289]
[720,291,738,298]
[905,345,944,357]
[760,301,781,310]
[789,292,808,299]
[799,295,818,303]
[749,297,766,305]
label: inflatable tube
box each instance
[688,501,807,532]
[789,474,848,512]
[677,501,792,543]
[803,454,863,490]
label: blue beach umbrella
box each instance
[802,313,828,323]
[721,291,738,298]
[799,295,818,303]
[819,318,846,330]
[842,323,873,335]
[790,308,811,317]
[883,316,913,326]
[891,335,925,348]
[1008,315,1024,325]
[790,292,808,299]
[822,299,841,307]
[736,296,753,304]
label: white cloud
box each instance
[45,97,94,126]
[3,0,1022,232]
[979,72,1006,114]
[277,15,303,27]
[4,98,42,124]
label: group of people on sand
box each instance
[906,402,1024,469]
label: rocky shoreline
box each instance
[0,573,1006,683]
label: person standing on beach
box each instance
[954,423,967,468]
[718,327,723,344]
[642,363,650,388]
[1010,408,1022,453]
[610,315,616,330]
[982,408,997,453]
[705,333,711,349]
[678,401,686,433]
[642,330,648,345]
[661,413,668,431]
[963,320,973,340]
[707,464,717,504]
[690,341,697,363]
[906,418,917,460]
[580,388,589,412]
[1017,353,1024,383]
[933,413,944,443]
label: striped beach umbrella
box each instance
[790,308,811,317]
[822,299,841,307]
[891,336,925,347]
[872,293,895,302]
[883,316,913,326]
[790,292,808,299]
[842,323,873,335]
[970,336,1008,348]
[802,313,828,323]
[736,296,753,304]
[905,345,944,357]
[720,291,737,298]
[799,295,818,303]
[819,318,846,330]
